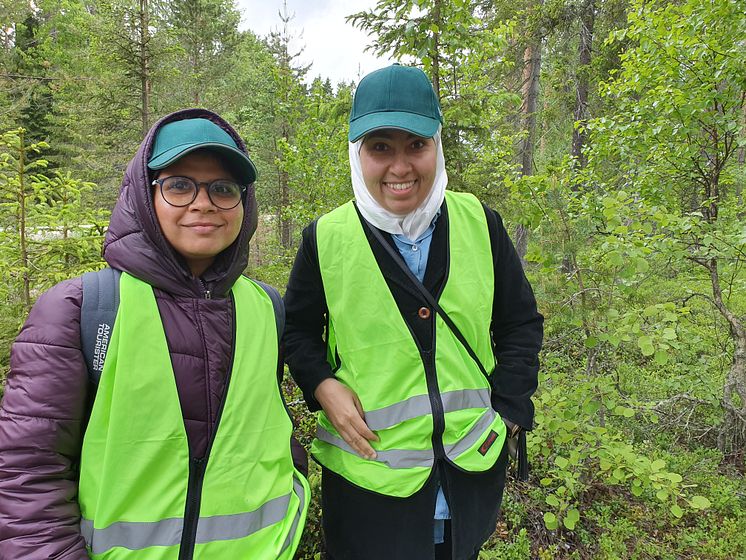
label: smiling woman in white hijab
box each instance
[284,64,544,560]
[349,126,448,241]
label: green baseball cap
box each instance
[148,118,257,184]
[348,64,443,142]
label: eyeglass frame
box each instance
[151,176,247,210]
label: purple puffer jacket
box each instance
[0,109,305,560]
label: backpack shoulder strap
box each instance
[253,280,285,343]
[80,267,121,386]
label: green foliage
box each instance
[168,0,242,107]
[348,0,479,80]
[587,0,746,453]
[478,527,532,559]
[277,81,353,228]
[0,129,107,375]
[1,0,745,557]
[533,377,712,531]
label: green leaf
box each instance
[545,494,560,507]
[614,405,635,418]
[662,328,677,340]
[689,495,711,509]
[643,306,659,318]
[584,400,601,415]
[638,335,655,356]
[608,251,625,266]
[543,512,558,530]
[584,336,598,348]
[555,456,569,469]
[654,350,669,365]
[670,504,684,518]
[563,508,580,531]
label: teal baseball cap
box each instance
[348,64,443,142]
[148,118,257,184]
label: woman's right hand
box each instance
[314,378,379,460]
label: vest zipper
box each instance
[429,219,451,464]
[179,457,206,560]
[422,345,447,461]
[178,294,237,559]
[423,223,451,465]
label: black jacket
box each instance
[284,199,543,559]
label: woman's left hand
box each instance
[314,378,379,460]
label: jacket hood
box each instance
[103,108,258,298]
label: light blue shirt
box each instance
[392,212,450,544]
[392,222,437,283]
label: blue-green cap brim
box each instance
[148,142,258,185]
[349,111,441,142]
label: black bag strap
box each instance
[81,270,285,387]
[81,267,121,386]
[364,221,491,380]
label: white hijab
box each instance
[349,128,447,242]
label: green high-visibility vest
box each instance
[78,273,309,559]
[313,191,506,497]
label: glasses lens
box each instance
[161,177,196,206]
[208,180,243,209]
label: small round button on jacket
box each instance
[418,307,431,319]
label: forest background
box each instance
[1,0,745,558]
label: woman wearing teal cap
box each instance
[0,109,309,559]
[285,65,543,559]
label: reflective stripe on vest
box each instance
[80,479,307,556]
[79,273,310,559]
[313,191,506,497]
[364,388,491,431]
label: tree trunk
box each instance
[431,0,442,100]
[277,33,292,250]
[139,0,150,137]
[514,226,529,266]
[737,94,745,217]
[62,190,70,267]
[18,129,30,308]
[520,22,542,176]
[720,325,746,460]
[704,257,746,458]
[571,0,595,170]
[516,0,544,265]
[564,0,595,274]
[192,49,200,106]
[279,168,290,249]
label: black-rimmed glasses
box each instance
[152,176,246,210]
